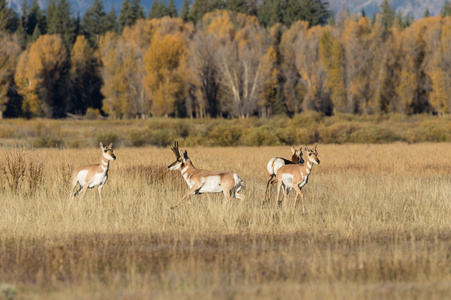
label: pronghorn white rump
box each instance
[69,142,116,204]
[168,141,244,209]
[275,145,320,212]
[265,145,304,198]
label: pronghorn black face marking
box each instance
[305,145,319,164]
[101,143,116,161]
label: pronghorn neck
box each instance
[100,156,110,173]
[303,160,314,175]
[180,160,195,175]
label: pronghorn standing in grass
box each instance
[265,145,304,199]
[168,141,244,209]
[69,143,116,204]
[275,145,320,212]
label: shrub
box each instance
[34,134,64,148]
[208,123,243,146]
[241,126,279,146]
[96,130,120,146]
[320,122,360,144]
[349,125,399,144]
[85,108,102,120]
[129,129,150,147]
[149,129,175,147]
[0,284,17,300]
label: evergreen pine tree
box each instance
[82,0,106,47]
[119,0,135,31]
[17,0,29,48]
[328,9,335,26]
[380,0,395,29]
[424,7,431,17]
[283,0,329,27]
[180,0,190,21]
[189,0,222,24]
[148,0,166,19]
[225,0,247,14]
[258,0,283,27]
[28,0,45,36]
[443,0,451,16]
[104,5,118,33]
[166,0,178,17]
[0,0,18,32]
[133,0,145,20]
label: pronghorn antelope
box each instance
[69,143,116,204]
[265,145,304,198]
[275,145,320,212]
[168,141,244,209]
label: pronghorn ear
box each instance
[291,145,295,154]
[109,143,113,149]
[305,145,309,152]
[99,142,103,149]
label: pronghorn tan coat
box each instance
[265,145,303,198]
[69,143,116,204]
[275,145,320,212]
[168,142,244,209]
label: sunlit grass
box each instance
[1,143,451,299]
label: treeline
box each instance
[0,0,451,119]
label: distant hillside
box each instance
[8,0,446,19]
[328,0,445,19]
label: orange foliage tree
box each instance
[14,34,68,117]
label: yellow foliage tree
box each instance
[143,32,188,117]
[15,34,67,117]
[259,45,279,117]
[0,32,21,118]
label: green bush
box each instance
[34,134,64,148]
[96,130,120,146]
[241,126,280,146]
[129,129,150,147]
[320,122,360,144]
[208,123,243,146]
[149,129,175,147]
[349,125,400,144]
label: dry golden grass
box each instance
[1,143,451,299]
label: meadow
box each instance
[0,141,451,299]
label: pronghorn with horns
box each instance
[168,141,244,209]
[275,145,320,212]
[265,145,304,199]
[69,143,116,204]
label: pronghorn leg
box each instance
[276,180,283,206]
[80,184,89,200]
[171,185,200,209]
[98,185,103,203]
[265,174,275,200]
[293,184,305,213]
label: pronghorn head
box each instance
[291,145,304,164]
[100,142,116,161]
[305,145,320,165]
[168,141,184,171]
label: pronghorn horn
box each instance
[305,145,308,151]
[291,145,295,154]
[171,141,180,158]
[315,144,317,152]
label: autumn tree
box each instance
[15,34,69,118]
[319,28,346,113]
[0,33,21,118]
[143,32,189,117]
[82,0,107,48]
[189,31,221,117]
[68,35,103,115]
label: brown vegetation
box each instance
[0,143,451,299]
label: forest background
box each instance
[1,0,451,121]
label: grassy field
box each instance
[1,143,451,299]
